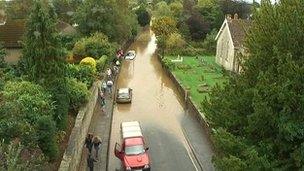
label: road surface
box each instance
[108,28,214,171]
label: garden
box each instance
[163,55,227,110]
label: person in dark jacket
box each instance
[85,133,94,153]
[87,153,97,171]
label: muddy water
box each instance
[108,29,214,171]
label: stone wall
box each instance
[59,81,101,171]
[157,55,213,141]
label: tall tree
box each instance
[202,0,304,169]
[22,0,68,130]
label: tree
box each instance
[202,0,304,169]
[219,0,252,19]
[169,1,183,20]
[195,0,224,30]
[22,0,69,130]
[153,1,173,18]
[0,44,6,68]
[186,12,210,40]
[4,0,33,19]
[136,6,151,27]
[74,0,138,43]
[151,16,178,56]
[53,0,83,23]
[166,33,186,55]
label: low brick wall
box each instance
[59,81,101,171]
[157,55,213,141]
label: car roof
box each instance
[121,121,142,139]
[127,50,135,53]
[118,88,129,94]
[124,137,144,146]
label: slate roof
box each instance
[0,19,25,48]
[0,19,76,48]
[227,19,251,48]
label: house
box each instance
[215,14,251,73]
[0,18,76,64]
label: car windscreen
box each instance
[125,145,145,155]
[118,92,129,98]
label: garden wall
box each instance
[58,81,100,171]
[157,55,213,142]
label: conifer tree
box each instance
[202,0,304,169]
[22,0,69,130]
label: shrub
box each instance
[67,64,95,88]
[96,55,108,72]
[67,78,90,111]
[36,115,58,161]
[202,29,217,55]
[72,32,116,60]
[47,79,69,130]
[163,57,176,70]
[80,57,96,69]
[177,63,192,71]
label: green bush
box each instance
[67,78,90,111]
[72,32,116,59]
[67,64,96,88]
[80,57,97,69]
[47,79,69,130]
[36,115,59,161]
[96,55,108,72]
[163,57,176,70]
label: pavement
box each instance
[78,74,117,171]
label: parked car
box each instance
[114,121,151,171]
[116,88,132,103]
[125,50,136,60]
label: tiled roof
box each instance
[0,19,25,48]
[0,19,76,48]
[227,19,251,48]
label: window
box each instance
[125,145,145,155]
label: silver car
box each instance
[116,88,132,103]
[125,50,136,60]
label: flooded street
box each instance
[108,29,214,171]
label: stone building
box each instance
[215,14,251,73]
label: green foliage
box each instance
[153,1,173,18]
[22,0,66,83]
[72,32,116,60]
[136,6,151,27]
[36,115,58,161]
[166,33,186,55]
[0,141,46,170]
[47,79,69,130]
[162,57,176,70]
[0,44,6,68]
[80,57,97,69]
[74,0,138,43]
[0,81,59,160]
[67,64,95,88]
[152,17,177,37]
[202,1,304,169]
[201,29,217,55]
[96,55,108,72]
[66,78,90,111]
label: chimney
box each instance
[226,14,232,20]
[234,13,239,20]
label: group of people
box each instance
[85,133,102,171]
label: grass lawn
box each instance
[165,55,227,108]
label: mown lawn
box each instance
[165,55,227,108]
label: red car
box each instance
[114,121,151,171]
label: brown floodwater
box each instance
[108,28,214,171]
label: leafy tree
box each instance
[152,16,178,56]
[202,0,304,169]
[136,6,151,27]
[72,32,116,60]
[0,81,58,160]
[153,1,173,18]
[166,33,186,55]
[4,0,33,19]
[22,0,69,130]
[195,0,224,30]
[74,0,138,43]
[186,12,210,40]
[53,0,82,23]
[169,1,183,20]
[201,29,217,54]
[0,44,6,68]
[219,0,252,19]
